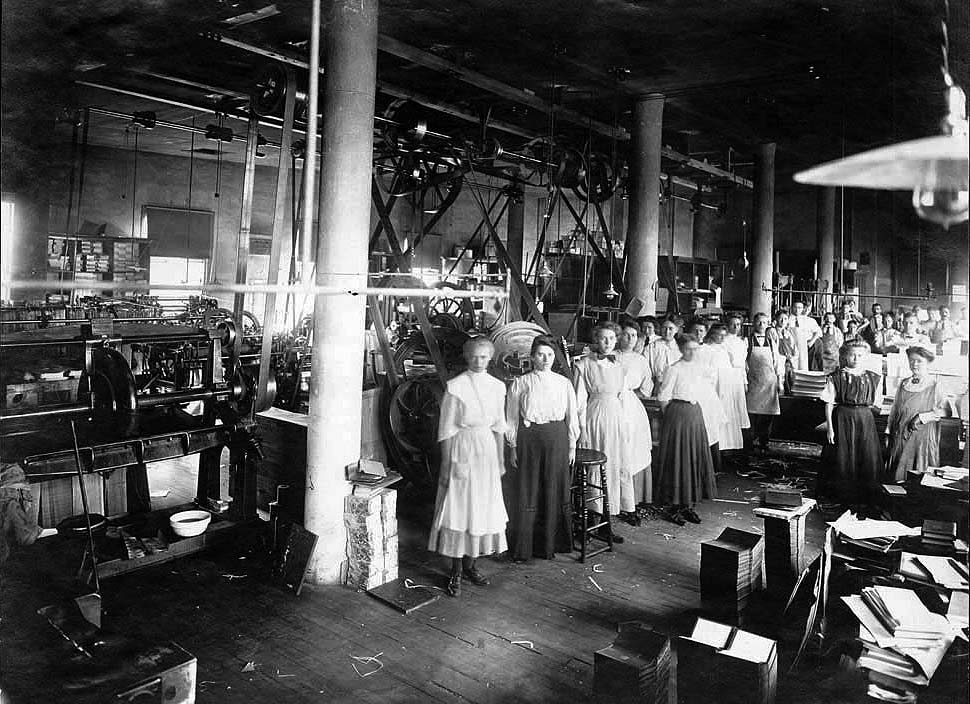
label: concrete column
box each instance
[506,188,525,320]
[304,0,379,585]
[624,94,664,315]
[816,186,836,312]
[749,142,776,316]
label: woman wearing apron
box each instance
[746,312,782,453]
[573,323,630,540]
[617,321,654,517]
[820,340,883,512]
[886,346,948,481]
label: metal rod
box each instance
[87,106,282,149]
[300,0,322,283]
[70,420,101,596]
[759,284,935,302]
[3,279,509,298]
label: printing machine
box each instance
[0,314,263,528]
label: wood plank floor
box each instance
[2,463,966,703]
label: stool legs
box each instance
[571,458,614,563]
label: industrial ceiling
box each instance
[2,0,968,188]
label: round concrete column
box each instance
[624,94,664,315]
[304,0,379,585]
[749,142,776,316]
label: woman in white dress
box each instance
[572,323,630,540]
[617,321,654,517]
[705,323,748,452]
[428,337,509,596]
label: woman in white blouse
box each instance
[428,337,509,596]
[506,336,580,561]
[655,334,719,525]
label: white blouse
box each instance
[645,338,682,384]
[438,371,508,442]
[505,370,580,449]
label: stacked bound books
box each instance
[593,622,671,704]
[677,618,777,704]
[790,370,828,398]
[843,586,958,703]
[700,528,765,613]
[921,520,957,552]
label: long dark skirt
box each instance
[655,400,716,505]
[826,405,882,507]
[513,420,572,560]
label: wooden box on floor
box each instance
[677,618,777,704]
[594,622,671,704]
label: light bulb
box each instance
[604,283,618,300]
[912,174,969,229]
[737,251,749,271]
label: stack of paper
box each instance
[344,490,399,590]
[843,588,957,703]
[790,370,828,398]
[898,552,969,590]
[921,466,970,492]
[700,528,765,612]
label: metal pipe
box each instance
[87,106,282,149]
[136,388,232,408]
[300,0,322,282]
[759,284,935,302]
[3,278,509,299]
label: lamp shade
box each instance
[793,133,969,190]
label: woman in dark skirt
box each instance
[821,339,883,512]
[506,336,580,560]
[655,334,719,525]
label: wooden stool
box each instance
[752,499,816,592]
[571,448,614,563]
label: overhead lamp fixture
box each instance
[794,16,969,229]
[603,282,619,300]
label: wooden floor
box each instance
[2,459,966,704]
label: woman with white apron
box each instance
[746,312,782,453]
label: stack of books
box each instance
[593,622,671,704]
[700,528,765,613]
[921,520,957,552]
[678,618,778,704]
[790,370,828,398]
[843,586,957,703]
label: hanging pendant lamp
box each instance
[794,15,969,229]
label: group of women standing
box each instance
[425,311,961,595]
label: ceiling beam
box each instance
[376,35,752,189]
[204,33,535,141]
[377,34,625,140]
